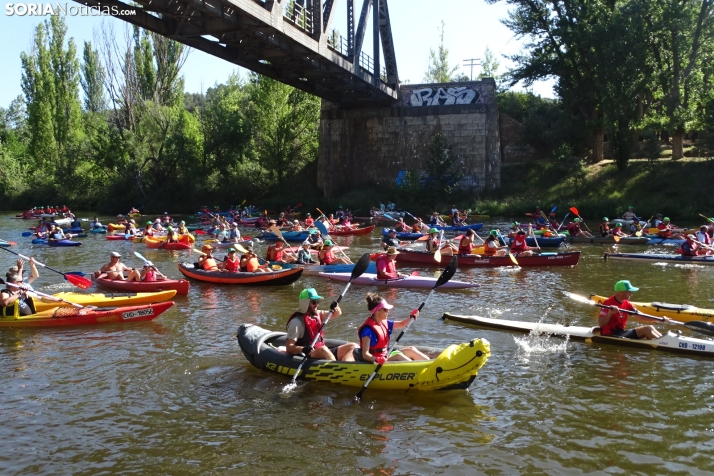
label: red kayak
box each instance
[106,234,131,241]
[94,275,190,295]
[0,301,174,328]
[394,249,581,267]
[327,225,375,236]
[178,263,303,285]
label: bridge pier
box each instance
[317,79,501,198]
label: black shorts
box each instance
[608,328,640,339]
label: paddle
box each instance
[269,225,299,259]
[563,292,714,337]
[529,224,541,251]
[283,253,372,392]
[556,213,570,232]
[0,278,86,309]
[0,247,91,289]
[355,256,459,401]
[495,230,519,266]
[314,218,352,264]
[569,207,592,232]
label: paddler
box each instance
[221,248,240,273]
[286,288,358,361]
[91,217,103,230]
[197,245,220,271]
[696,226,712,250]
[394,217,408,232]
[425,228,441,253]
[266,240,295,264]
[598,217,610,237]
[290,220,303,232]
[177,221,189,235]
[307,229,323,248]
[318,240,348,265]
[598,280,667,339]
[240,245,268,272]
[458,229,478,255]
[611,222,628,238]
[357,293,428,364]
[657,217,685,240]
[304,213,314,227]
[621,206,638,221]
[125,219,138,236]
[1,267,38,317]
[94,252,141,281]
[296,241,318,264]
[507,222,522,238]
[140,262,166,281]
[483,230,508,256]
[381,229,407,251]
[411,217,426,233]
[375,246,405,280]
[678,235,700,256]
[143,221,154,237]
[567,218,593,238]
[429,211,445,227]
[510,230,536,257]
[165,226,179,243]
[224,222,241,243]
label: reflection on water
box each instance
[2,214,714,474]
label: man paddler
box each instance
[266,240,295,264]
[286,288,358,361]
[598,280,667,339]
[375,246,405,280]
[197,245,220,271]
[94,252,141,281]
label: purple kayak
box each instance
[318,272,478,289]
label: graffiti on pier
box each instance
[404,86,483,107]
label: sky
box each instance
[0,0,555,108]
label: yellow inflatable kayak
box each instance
[237,324,490,391]
[34,290,177,312]
[590,294,714,322]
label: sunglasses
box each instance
[310,300,320,305]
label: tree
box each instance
[80,41,106,113]
[424,131,461,193]
[423,21,459,83]
[247,74,320,195]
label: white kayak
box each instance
[318,272,478,289]
[301,263,377,276]
[443,314,714,358]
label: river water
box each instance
[1,214,713,475]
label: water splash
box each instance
[281,382,297,396]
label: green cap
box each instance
[323,239,333,246]
[489,230,498,236]
[299,288,323,300]
[574,218,580,222]
[614,280,639,292]
[628,205,634,209]
[615,222,622,227]
[664,217,670,221]
[167,226,173,231]
[602,217,609,221]
[146,221,152,225]
[306,213,311,216]
[228,247,236,253]
[429,228,438,234]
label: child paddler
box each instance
[598,280,668,340]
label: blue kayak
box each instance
[432,223,484,232]
[499,236,565,248]
[644,235,686,245]
[258,230,310,242]
[32,239,82,247]
[62,227,84,233]
[90,228,107,234]
[381,228,425,240]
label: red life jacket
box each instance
[224,257,240,272]
[266,245,284,262]
[358,316,390,358]
[320,250,337,265]
[599,296,635,336]
[287,312,325,349]
[657,223,672,237]
[375,255,397,279]
[511,236,528,253]
[458,237,473,255]
[143,269,157,282]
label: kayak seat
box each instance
[651,302,695,312]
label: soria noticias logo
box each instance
[5,2,137,16]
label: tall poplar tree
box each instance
[423,21,459,83]
[80,41,106,113]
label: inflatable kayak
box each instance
[106,234,132,241]
[301,262,377,276]
[567,236,649,244]
[318,272,478,289]
[589,294,714,323]
[34,290,177,312]
[94,275,190,296]
[107,223,126,231]
[236,324,490,391]
[258,230,311,242]
[442,313,714,358]
[178,263,303,285]
[0,301,174,328]
[327,225,375,236]
[382,228,425,240]
[603,252,714,265]
[32,239,81,247]
[432,223,483,232]
[395,249,581,267]
[144,236,191,250]
[90,227,107,234]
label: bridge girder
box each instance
[72,0,400,108]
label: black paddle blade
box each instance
[435,256,458,288]
[684,321,714,337]
[352,253,372,279]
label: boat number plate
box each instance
[122,308,155,319]
[679,342,707,351]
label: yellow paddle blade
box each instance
[192,248,206,255]
[508,252,519,266]
[613,235,620,242]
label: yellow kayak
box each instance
[34,290,177,312]
[590,294,714,323]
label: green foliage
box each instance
[425,131,461,194]
[80,41,105,113]
[423,21,459,83]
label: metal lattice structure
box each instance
[72,0,400,107]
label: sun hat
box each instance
[370,299,394,315]
[614,280,639,292]
[202,244,213,251]
[110,251,121,257]
[386,246,400,255]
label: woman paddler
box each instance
[177,220,189,235]
[240,245,268,272]
[357,293,429,364]
[458,229,478,255]
[266,240,294,264]
[296,240,317,264]
[483,230,507,256]
[510,230,535,257]
[140,262,166,282]
[318,240,348,265]
[221,248,240,273]
[425,228,440,253]
[598,218,610,237]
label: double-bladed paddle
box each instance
[355,256,459,401]
[283,253,372,393]
[564,292,714,337]
[569,207,592,232]
[0,247,91,289]
[0,278,86,309]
